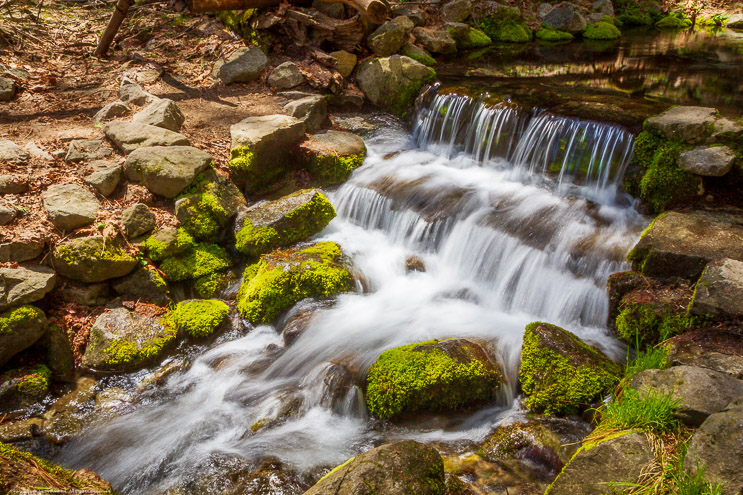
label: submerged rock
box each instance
[0,306,47,367]
[43,376,98,444]
[124,145,213,198]
[103,121,190,154]
[355,55,436,116]
[690,258,743,318]
[299,130,366,185]
[365,338,502,419]
[304,440,446,495]
[0,265,56,311]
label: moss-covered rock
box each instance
[355,55,436,117]
[234,189,336,257]
[401,42,436,66]
[447,23,492,49]
[236,241,351,324]
[53,235,138,283]
[159,243,232,282]
[617,11,652,25]
[142,227,196,262]
[194,270,230,298]
[535,27,574,42]
[82,307,177,371]
[583,21,621,39]
[475,3,532,42]
[0,305,47,367]
[0,364,51,413]
[519,322,622,416]
[298,131,366,185]
[655,11,692,29]
[163,299,229,338]
[365,338,502,419]
[112,265,171,306]
[304,440,446,495]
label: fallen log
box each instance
[188,0,389,24]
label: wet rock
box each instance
[230,458,310,495]
[112,266,170,306]
[234,189,336,257]
[0,305,47,367]
[689,258,743,318]
[0,174,29,194]
[43,324,75,382]
[43,376,98,444]
[645,106,718,143]
[121,203,156,238]
[0,364,51,413]
[445,473,477,494]
[42,183,100,232]
[82,307,176,371]
[0,77,17,101]
[53,236,137,283]
[366,338,502,419]
[95,386,134,411]
[277,298,335,346]
[684,399,743,494]
[548,431,653,495]
[0,204,16,225]
[0,265,56,311]
[283,95,327,133]
[212,46,268,85]
[679,145,736,177]
[447,23,492,49]
[136,357,189,391]
[305,440,446,495]
[519,322,621,415]
[118,78,155,106]
[405,255,425,272]
[65,139,113,162]
[124,145,212,198]
[442,0,472,22]
[401,42,436,66]
[132,98,185,132]
[103,121,190,154]
[299,130,366,185]
[228,114,305,191]
[94,101,130,123]
[84,160,121,196]
[668,339,743,379]
[0,139,31,165]
[542,5,587,34]
[630,365,743,427]
[0,239,44,262]
[368,17,414,57]
[355,55,436,116]
[236,242,350,324]
[330,50,357,78]
[0,417,43,442]
[628,209,743,280]
[413,27,457,54]
[268,61,305,89]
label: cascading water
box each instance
[58,91,647,494]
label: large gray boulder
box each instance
[355,55,435,116]
[112,266,170,306]
[212,46,268,85]
[628,209,743,280]
[645,106,718,143]
[368,17,414,57]
[268,62,305,89]
[121,203,156,238]
[441,0,472,22]
[0,139,30,165]
[0,266,56,311]
[679,145,736,177]
[412,27,457,54]
[53,236,138,283]
[103,121,190,154]
[82,307,176,371]
[684,398,743,494]
[669,339,743,379]
[547,431,654,495]
[42,183,100,232]
[124,145,212,198]
[132,98,185,132]
[0,305,47,368]
[65,139,113,162]
[304,440,446,495]
[542,5,587,34]
[283,95,328,133]
[690,258,743,318]
[630,365,743,427]
[84,160,121,197]
[0,77,16,101]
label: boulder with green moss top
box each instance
[0,364,51,413]
[474,3,533,42]
[368,16,414,56]
[0,305,47,367]
[365,338,503,419]
[355,55,436,117]
[159,243,232,282]
[174,168,247,241]
[447,22,492,49]
[234,189,336,257]
[298,131,366,185]
[82,307,177,371]
[401,42,436,66]
[304,440,446,495]
[519,322,621,416]
[123,145,213,198]
[412,27,457,54]
[142,227,196,262]
[627,209,743,280]
[163,299,229,338]
[583,21,621,39]
[236,241,351,324]
[229,114,306,193]
[546,431,653,495]
[689,258,743,318]
[655,11,692,29]
[0,265,56,311]
[53,235,137,283]
[0,441,114,494]
[535,27,574,42]
[112,266,171,306]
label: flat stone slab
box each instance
[132,98,185,132]
[212,46,268,85]
[0,266,56,311]
[690,258,743,318]
[645,106,718,143]
[669,339,743,379]
[679,145,736,177]
[124,146,212,198]
[65,139,113,162]
[0,240,44,263]
[103,121,189,154]
[0,139,30,165]
[42,183,100,232]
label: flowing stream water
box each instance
[59,91,649,494]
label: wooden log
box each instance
[94,0,134,57]
[189,0,389,24]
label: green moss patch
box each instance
[143,228,196,263]
[0,305,44,335]
[448,26,492,49]
[583,21,621,39]
[477,7,532,43]
[616,300,693,348]
[236,241,351,324]
[163,299,229,338]
[160,243,232,282]
[535,27,574,42]
[15,364,51,397]
[655,12,692,29]
[103,325,177,369]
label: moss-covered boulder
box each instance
[475,3,532,42]
[447,22,492,49]
[355,55,436,117]
[174,168,247,241]
[236,242,351,324]
[142,227,196,262]
[159,243,232,282]
[401,42,437,66]
[229,114,306,193]
[583,21,621,39]
[82,307,177,371]
[163,299,229,338]
[519,322,621,416]
[365,338,503,419]
[0,442,113,494]
[112,266,171,306]
[234,189,336,257]
[53,235,138,283]
[298,131,366,185]
[0,305,47,367]
[535,27,574,42]
[304,440,446,495]
[644,106,718,144]
[0,364,51,413]
[655,11,692,29]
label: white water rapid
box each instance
[59,92,647,494]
